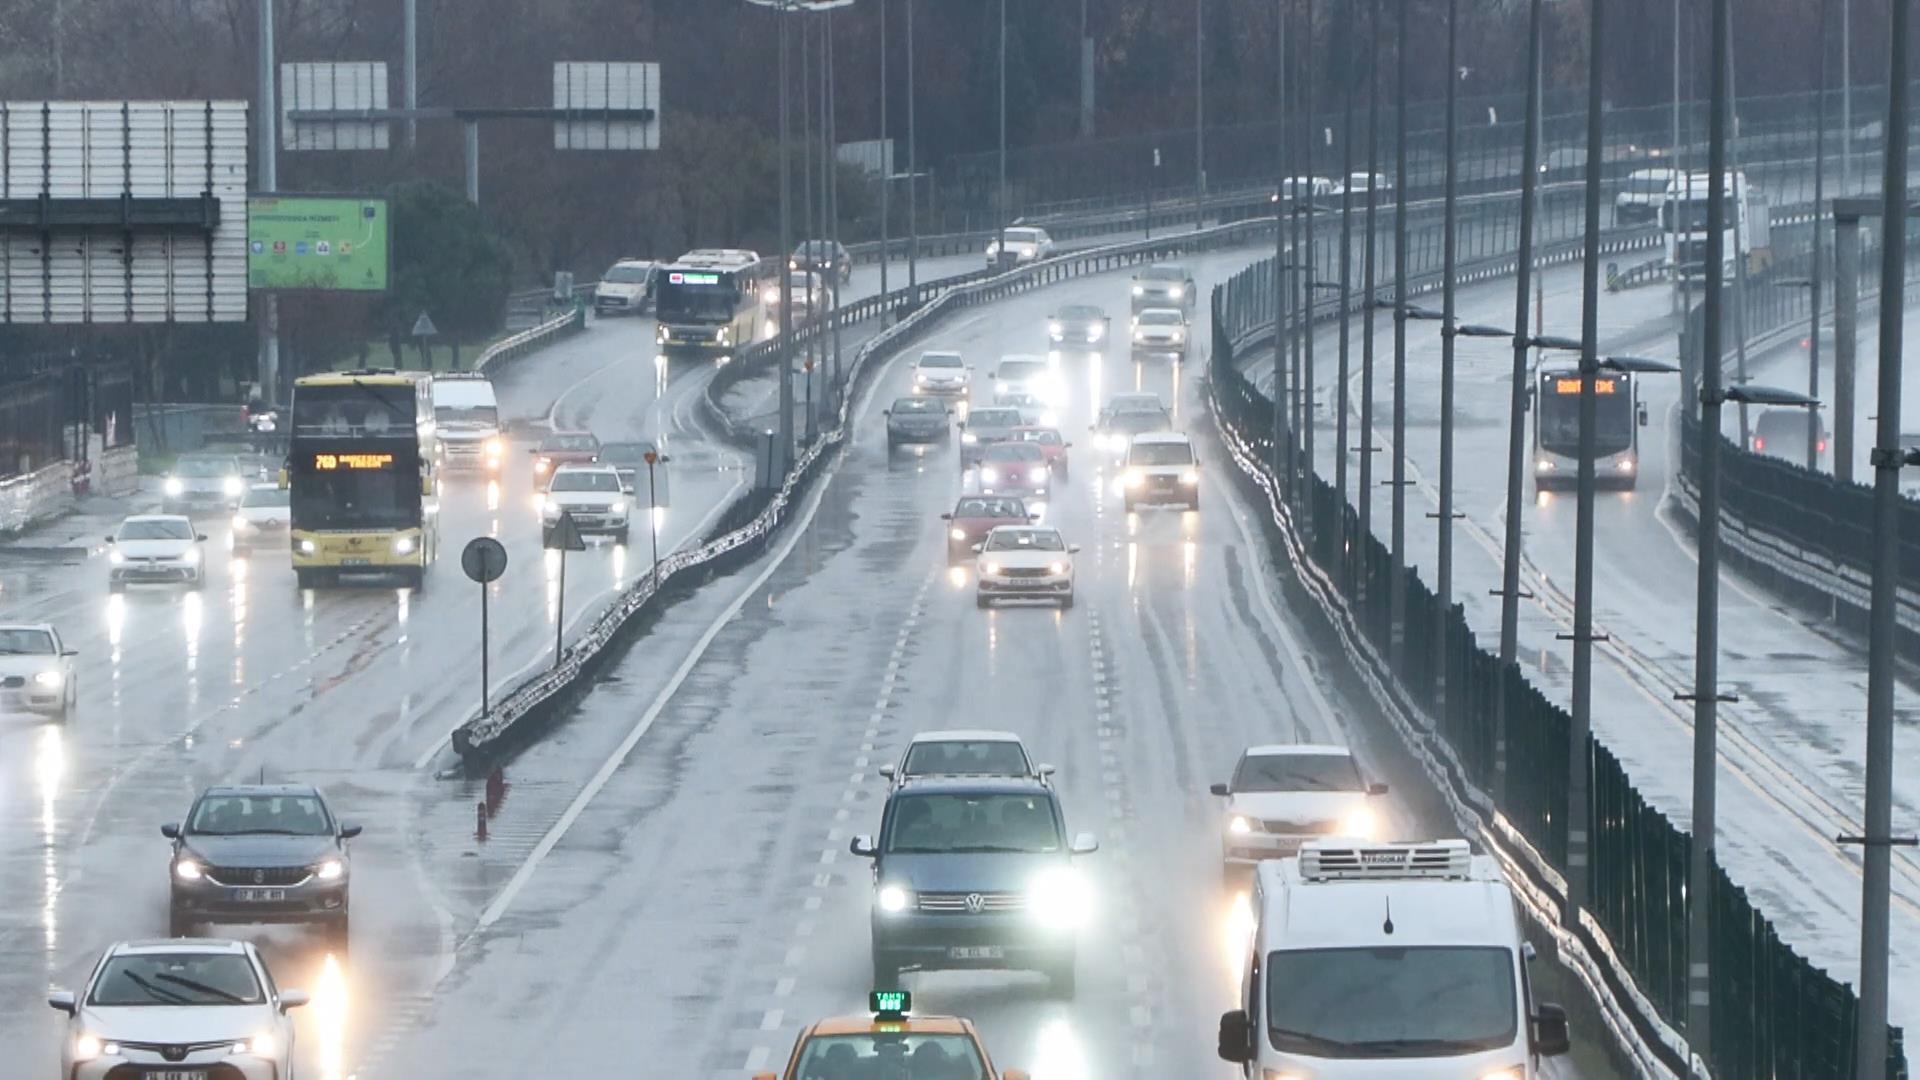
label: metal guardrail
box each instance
[473,305,587,374]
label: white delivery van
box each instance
[1217,839,1571,1078]
[431,373,503,473]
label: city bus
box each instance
[1533,366,1648,492]
[653,249,776,362]
[285,370,440,589]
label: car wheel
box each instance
[1046,951,1077,998]
[295,569,312,590]
[1058,461,1070,482]
[871,947,901,989]
[1060,591,1075,610]
[406,566,427,592]
[109,578,126,594]
[1190,493,1201,512]
[976,593,992,610]
[1123,496,1135,513]
[189,569,205,590]
[325,913,351,956]
[615,526,631,545]
[168,907,194,938]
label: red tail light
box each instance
[1817,439,1828,453]
[1753,437,1766,451]
[1801,337,1812,349]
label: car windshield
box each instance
[1130,442,1195,466]
[1233,753,1363,792]
[603,264,651,283]
[543,434,597,452]
[998,361,1047,381]
[919,353,963,369]
[953,498,1026,519]
[118,519,194,541]
[796,240,839,258]
[1266,946,1517,1056]
[984,443,1044,463]
[1627,174,1674,195]
[175,457,235,478]
[0,628,55,654]
[1058,306,1101,320]
[984,529,1064,552]
[1018,429,1062,447]
[436,404,497,425]
[1113,410,1170,431]
[793,1033,988,1080]
[1109,395,1162,411]
[599,443,649,464]
[1538,376,1634,456]
[1004,229,1043,244]
[188,793,333,836]
[884,792,1063,854]
[893,398,943,414]
[1140,267,1185,281]
[550,471,622,492]
[969,410,1022,428]
[89,953,265,1008]
[242,487,290,508]
[1139,310,1183,326]
[904,740,1031,777]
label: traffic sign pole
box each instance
[461,537,509,717]
[542,509,587,669]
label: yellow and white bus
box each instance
[653,249,776,362]
[285,370,440,589]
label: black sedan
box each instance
[885,397,952,448]
[163,784,361,949]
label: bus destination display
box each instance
[312,452,397,471]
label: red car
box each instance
[1012,426,1071,481]
[531,431,600,477]
[977,441,1052,497]
[941,495,1036,563]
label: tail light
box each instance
[1817,439,1829,453]
[1752,437,1766,451]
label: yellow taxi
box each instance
[754,991,1027,1080]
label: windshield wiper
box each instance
[943,844,1052,853]
[1348,1037,1491,1056]
[351,378,415,423]
[120,971,193,1006]
[1268,1027,1357,1054]
[224,827,315,835]
[155,972,251,1005]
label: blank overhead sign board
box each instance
[553,62,660,150]
[282,62,390,150]
[0,100,249,323]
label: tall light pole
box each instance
[998,0,1007,263]
[776,3,796,475]
[1435,0,1459,713]
[1389,0,1409,667]
[906,0,918,292]
[1333,7,1356,535]
[1195,0,1206,232]
[1359,0,1380,556]
[1272,0,1290,487]
[256,0,280,406]
[878,0,889,296]
[1080,0,1095,140]
[1809,0,1828,472]
[1300,0,1316,520]
[1497,0,1546,805]
[826,5,844,417]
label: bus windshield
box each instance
[1538,376,1634,457]
[656,274,740,323]
[292,381,418,437]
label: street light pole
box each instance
[998,0,1007,262]
[1301,0,1316,519]
[646,454,666,589]
[1435,0,1459,713]
[776,5,796,476]
[878,0,888,296]
[1195,0,1205,231]
[1809,0,1828,472]
[907,0,918,292]
[1567,0,1606,932]
[1272,0,1290,487]
[826,6,844,417]
[1389,0,1409,666]
[1359,0,1379,554]
[1334,8,1356,535]
[1498,0,1546,806]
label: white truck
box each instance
[430,373,504,473]
[1217,839,1572,1078]
[1663,169,1771,284]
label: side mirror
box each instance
[883,409,891,416]
[47,991,76,1015]
[160,823,180,839]
[849,835,877,858]
[1638,405,1650,427]
[1216,1009,1254,1064]
[104,536,115,544]
[1209,782,1230,797]
[939,512,952,520]
[1068,545,1082,553]
[1063,442,1073,448]
[340,824,363,840]
[971,543,984,553]
[1028,515,1041,523]
[1036,764,1056,777]
[1533,1003,1571,1056]
[1367,782,1389,796]
[278,990,310,1013]
[196,534,209,542]
[61,648,78,657]
[878,765,896,779]
[1070,832,1099,855]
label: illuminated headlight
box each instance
[1029,467,1048,484]
[916,371,929,382]
[1169,286,1184,299]
[393,536,416,556]
[1337,805,1379,839]
[1170,329,1184,342]
[223,476,244,496]
[983,561,1003,575]
[950,528,968,541]
[232,514,250,532]
[996,381,1010,394]
[233,1032,276,1057]
[1028,866,1091,931]
[1479,1069,1524,1080]
[315,859,345,882]
[181,548,201,566]
[485,437,504,458]
[1131,285,1144,296]
[32,669,63,689]
[717,327,731,345]
[961,433,978,444]
[298,539,318,555]
[164,477,185,497]
[109,550,125,565]
[1133,330,1147,342]
[1228,815,1255,835]
[764,288,780,304]
[1048,561,1067,575]
[1616,458,1635,472]
[1048,321,1062,336]
[877,884,912,914]
[74,1034,117,1061]
[981,468,1000,484]
[1181,470,1200,485]
[655,325,668,343]
[1536,459,1554,471]
[1124,470,1145,488]
[174,858,204,881]
[1088,325,1104,341]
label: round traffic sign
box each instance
[461,536,508,584]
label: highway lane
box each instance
[362,246,1601,1078]
[1269,260,1920,1030]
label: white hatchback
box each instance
[0,623,77,719]
[911,350,972,396]
[106,514,207,590]
[974,525,1078,609]
[49,938,307,1080]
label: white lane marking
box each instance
[760,1009,784,1031]
[775,976,797,996]
[745,1047,771,1071]
[785,945,806,966]
[804,895,823,911]
[470,457,840,932]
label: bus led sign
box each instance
[668,272,721,285]
[313,452,396,470]
[1550,377,1617,395]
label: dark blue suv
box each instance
[850,776,1097,997]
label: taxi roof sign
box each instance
[869,990,911,1018]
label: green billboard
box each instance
[247,196,390,291]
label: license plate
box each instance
[948,946,1005,960]
[340,557,371,567]
[234,888,286,902]
[147,1072,208,1080]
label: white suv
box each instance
[49,938,308,1080]
[1122,432,1200,511]
[1209,744,1388,880]
[542,464,631,542]
[911,350,971,395]
[879,730,1054,787]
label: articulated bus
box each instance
[653,249,776,362]
[285,371,440,589]
[1533,366,1649,492]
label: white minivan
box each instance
[1217,839,1572,1078]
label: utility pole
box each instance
[1855,0,1912,1066]
[907,0,918,292]
[1301,0,1316,521]
[1195,0,1206,231]
[1080,0,1095,140]
[1359,0,1380,557]
[404,0,419,149]
[256,0,281,407]
[998,0,1007,262]
[1809,0,1828,473]
[827,6,843,417]
[1389,0,1409,667]
[878,0,889,296]
[776,6,795,477]
[1272,0,1290,488]
[1842,0,1852,194]
[1498,0,1546,807]
[1435,0,1459,715]
[1835,213,1860,485]
[1334,10,1356,536]
[1567,0,1605,933]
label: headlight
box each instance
[996,381,1010,394]
[1131,285,1144,296]
[1337,805,1379,839]
[33,670,63,688]
[1133,330,1147,342]
[164,477,184,496]
[1169,286,1184,299]
[984,561,1003,575]
[1170,330,1184,342]
[1088,326,1104,341]
[1029,467,1048,483]
[1028,866,1090,931]
[950,528,967,541]
[916,371,929,382]
[535,458,550,473]
[1048,561,1067,574]
[181,548,201,566]
[1536,458,1554,472]
[393,536,416,556]
[877,884,912,914]
[232,514,249,532]
[764,288,779,303]
[1124,470,1145,488]
[1181,470,1200,485]
[962,433,978,444]
[174,858,203,881]
[1479,1069,1524,1080]
[717,327,731,344]
[981,468,999,484]
[315,859,345,882]
[223,476,244,496]
[109,550,125,565]
[1617,458,1635,472]
[1228,815,1255,835]
[74,1034,114,1061]
[234,1032,276,1057]
[298,539,317,555]
[485,437,504,457]
[1048,322,1062,335]
[655,324,668,343]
